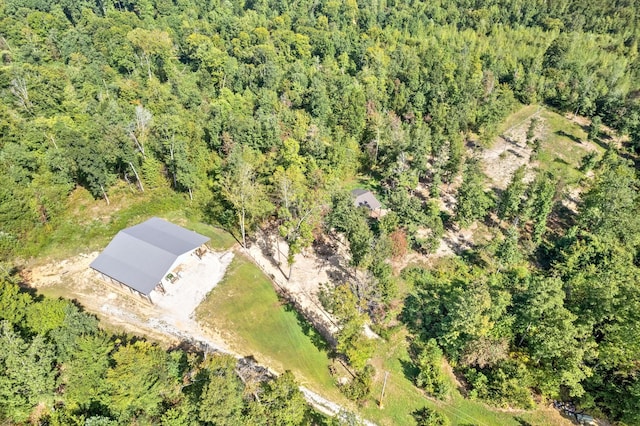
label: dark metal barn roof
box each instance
[90,217,209,295]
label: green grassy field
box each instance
[536,108,595,185]
[498,105,603,186]
[21,184,235,261]
[162,210,237,251]
[360,331,566,426]
[195,253,346,403]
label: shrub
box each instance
[464,361,535,409]
[413,339,451,400]
[579,151,599,172]
[340,364,374,402]
[412,406,450,426]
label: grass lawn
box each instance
[21,184,235,261]
[361,330,569,426]
[496,105,603,187]
[196,253,346,403]
[535,108,600,185]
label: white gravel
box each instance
[151,250,234,324]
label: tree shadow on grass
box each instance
[590,135,611,151]
[283,302,331,353]
[555,130,583,144]
[400,358,419,385]
[553,157,570,166]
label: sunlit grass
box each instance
[536,109,597,185]
[361,329,570,426]
[196,253,346,403]
[20,184,235,261]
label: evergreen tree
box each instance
[497,166,526,222]
[455,160,494,228]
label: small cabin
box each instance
[351,189,383,217]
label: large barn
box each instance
[90,217,209,303]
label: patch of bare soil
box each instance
[561,185,584,215]
[440,226,477,254]
[481,110,543,190]
[408,112,546,262]
[411,173,478,262]
[246,231,345,339]
[245,222,480,343]
[25,250,232,352]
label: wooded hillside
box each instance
[1,0,640,424]
[2,0,639,257]
[0,280,316,425]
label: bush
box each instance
[412,406,450,426]
[389,228,408,260]
[465,368,489,400]
[579,151,599,172]
[413,339,451,400]
[526,118,539,142]
[529,138,542,161]
[340,365,374,402]
[464,361,535,409]
[413,235,440,254]
[588,116,601,140]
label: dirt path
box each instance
[24,250,376,424]
[247,231,347,337]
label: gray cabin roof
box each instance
[351,189,382,210]
[90,217,209,295]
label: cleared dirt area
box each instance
[247,230,346,337]
[152,251,234,326]
[246,222,479,340]
[25,249,233,351]
[480,107,605,220]
[480,108,542,190]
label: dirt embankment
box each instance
[246,231,346,341]
[23,249,374,423]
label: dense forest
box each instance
[1,0,640,424]
[0,280,321,424]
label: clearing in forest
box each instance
[24,213,575,425]
[195,253,346,403]
[481,105,603,194]
[26,247,234,352]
